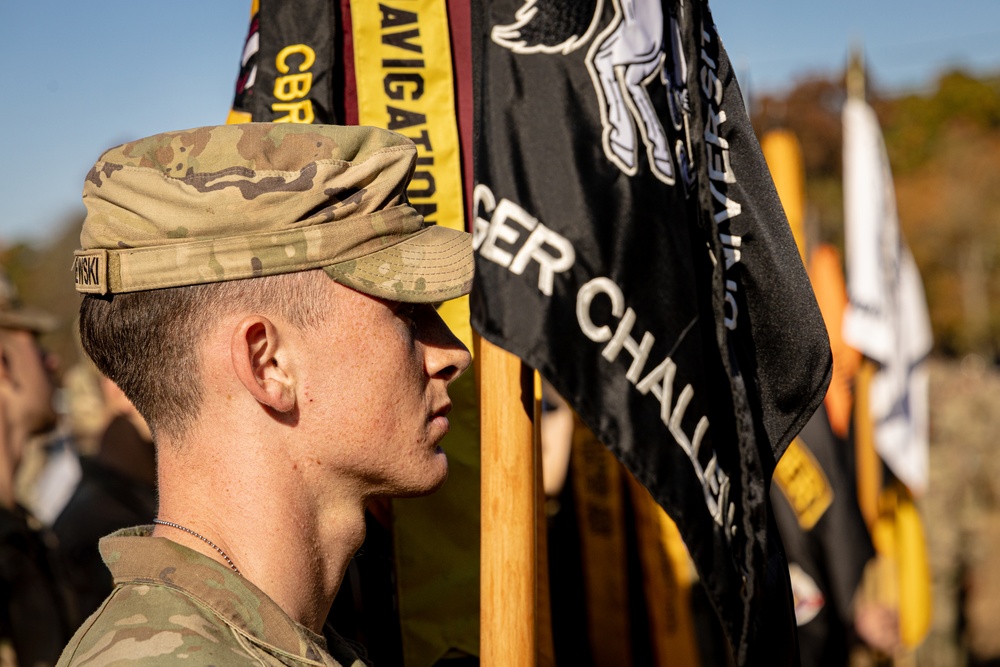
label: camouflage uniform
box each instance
[57,527,367,667]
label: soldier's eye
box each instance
[395,303,418,323]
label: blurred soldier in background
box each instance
[0,265,73,665]
[53,373,155,622]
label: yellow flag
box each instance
[760,130,806,262]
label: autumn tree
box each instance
[752,69,1000,359]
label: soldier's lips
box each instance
[429,404,452,441]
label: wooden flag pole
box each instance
[477,335,549,665]
[531,374,556,667]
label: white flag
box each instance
[842,97,933,494]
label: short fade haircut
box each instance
[79,270,328,441]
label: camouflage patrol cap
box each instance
[73,124,473,303]
[0,266,57,333]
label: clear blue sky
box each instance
[2,1,999,247]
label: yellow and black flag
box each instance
[228,0,340,125]
[771,410,876,667]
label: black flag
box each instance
[470,0,831,663]
[229,0,341,125]
[772,406,876,666]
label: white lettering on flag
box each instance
[700,29,745,332]
[475,183,737,535]
[473,184,576,296]
[578,275,736,534]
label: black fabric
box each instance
[0,506,73,666]
[470,1,830,663]
[230,0,341,124]
[52,417,157,622]
[545,471,593,667]
[772,407,875,667]
[325,511,404,667]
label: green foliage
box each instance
[882,71,1000,174]
[752,68,1000,359]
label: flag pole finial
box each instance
[847,41,866,101]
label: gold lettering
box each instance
[273,44,316,123]
[272,100,315,124]
[274,73,313,101]
[275,44,316,74]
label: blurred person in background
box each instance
[0,265,74,665]
[53,370,155,624]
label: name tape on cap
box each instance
[73,250,108,294]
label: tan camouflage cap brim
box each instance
[74,124,473,303]
[325,224,472,303]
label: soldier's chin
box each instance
[392,458,450,499]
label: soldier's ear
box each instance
[230,316,296,416]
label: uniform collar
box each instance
[99,526,331,663]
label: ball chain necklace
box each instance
[153,519,242,576]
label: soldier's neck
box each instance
[155,436,369,634]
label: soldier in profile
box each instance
[58,123,473,666]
